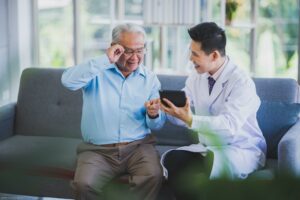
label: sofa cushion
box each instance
[0,135,82,178]
[248,159,277,180]
[257,102,300,159]
[15,68,82,138]
[153,121,198,146]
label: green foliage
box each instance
[51,50,66,67]
[259,0,299,69]
[190,178,300,200]
[194,125,232,179]
[39,4,73,67]
[226,0,239,22]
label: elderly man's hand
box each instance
[144,98,160,119]
[106,44,124,63]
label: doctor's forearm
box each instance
[182,114,193,128]
[191,115,235,136]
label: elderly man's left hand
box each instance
[144,98,160,118]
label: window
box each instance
[124,0,143,19]
[35,0,299,80]
[226,27,252,73]
[79,0,112,60]
[36,0,204,73]
[37,0,74,67]
[210,0,298,79]
[256,0,298,78]
[210,0,255,74]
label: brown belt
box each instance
[100,141,132,147]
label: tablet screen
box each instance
[159,90,186,107]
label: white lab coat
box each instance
[164,58,266,179]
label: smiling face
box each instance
[189,40,221,75]
[115,32,145,77]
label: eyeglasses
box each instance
[122,46,147,57]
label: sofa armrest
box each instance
[0,102,16,141]
[278,119,300,177]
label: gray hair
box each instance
[112,23,147,44]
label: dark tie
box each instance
[208,77,216,95]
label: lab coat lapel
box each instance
[208,59,236,102]
[197,75,211,115]
[200,74,210,100]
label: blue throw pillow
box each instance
[257,102,300,159]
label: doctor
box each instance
[145,22,266,199]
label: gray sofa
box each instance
[0,68,299,199]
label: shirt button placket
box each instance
[119,79,126,143]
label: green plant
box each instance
[226,0,239,25]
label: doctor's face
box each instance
[189,40,215,74]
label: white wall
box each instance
[0,0,33,105]
[0,0,10,105]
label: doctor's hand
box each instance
[161,97,193,127]
[145,98,160,119]
[106,44,124,63]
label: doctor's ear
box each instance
[211,51,221,61]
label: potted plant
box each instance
[226,0,239,25]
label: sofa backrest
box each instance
[15,68,299,148]
[253,78,298,103]
[15,68,82,138]
[155,75,299,148]
[158,75,299,103]
[253,78,299,159]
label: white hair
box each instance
[112,23,147,44]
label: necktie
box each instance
[208,77,216,95]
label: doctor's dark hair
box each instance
[188,22,226,56]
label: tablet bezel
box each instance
[159,90,186,107]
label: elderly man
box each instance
[61,23,164,200]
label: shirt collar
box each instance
[210,56,228,81]
[106,63,146,78]
[134,64,146,77]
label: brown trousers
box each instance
[71,134,163,200]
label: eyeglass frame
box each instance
[120,44,147,57]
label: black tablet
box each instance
[159,90,186,107]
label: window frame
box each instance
[32,0,300,83]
